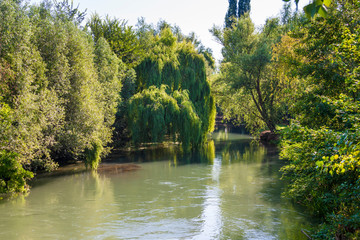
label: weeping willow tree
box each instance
[128,28,216,150]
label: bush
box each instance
[0,150,34,196]
[280,124,360,239]
[84,139,104,170]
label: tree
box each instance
[93,37,123,139]
[212,15,286,133]
[87,14,144,68]
[0,0,141,194]
[225,0,251,28]
[128,28,216,150]
[225,0,237,27]
[238,0,250,17]
[29,1,129,169]
[225,0,237,28]
[0,0,62,172]
[56,22,109,168]
[53,0,87,26]
[0,99,33,195]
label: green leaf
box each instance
[323,0,332,7]
[317,5,328,18]
[316,161,324,168]
[314,0,324,6]
[304,3,317,19]
[304,1,329,19]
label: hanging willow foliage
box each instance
[177,42,215,135]
[128,85,202,150]
[129,28,215,150]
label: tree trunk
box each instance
[266,119,276,133]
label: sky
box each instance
[31,0,309,63]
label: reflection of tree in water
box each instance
[256,145,317,240]
[0,133,317,239]
[216,137,314,240]
[217,139,267,165]
[106,141,216,166]
[0,171,118,239]
[101,133,315,239]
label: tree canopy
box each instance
[0,0,127,194]
[238,0,251,17]
[225,0,237,28]
[87,14,144,68]
[128,27,216,150]
[225,0,251,28]
[212,14,288,133]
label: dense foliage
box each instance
[238,0,251,17]
[0,0,125,194]
[279,0,360,238]
[216,1,360,237]
[212,14,289,134]
[0,0,216,196]
[129,28,216,150]
[0,100,33,195]
[87,14,144,68]
[225,0,237,28]
[225,0,251,28]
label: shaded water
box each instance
[0,132,314,239]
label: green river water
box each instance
[0,132,314,239]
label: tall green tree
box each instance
[129,28,215,150]
[0,0,126,195]
[30,1,127,169]
[0,0,61,171]
[212,15,285,133]
[56,22,109,168]
[225,0,237,28]
[94,37,123,134]
[87,14,144,68]
[238,0,250,17]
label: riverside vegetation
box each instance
[0,0,215,195]
[214,0,360,238]
[1,0,360,239]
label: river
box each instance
[0,132,314,239]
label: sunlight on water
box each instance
[193,157,222,240]
[211,131,253,141]
[0,133,313,239]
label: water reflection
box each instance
[110,140,216,166]
[0,130,314,239]
[0,172,118,239]
[194,157,222,240]
[213,131,312,240]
